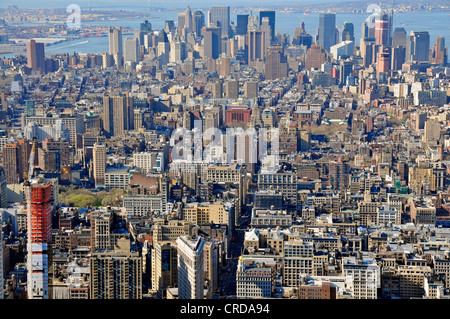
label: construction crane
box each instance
[24,141,36,298]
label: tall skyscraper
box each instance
[377,48,390,83]
[318,13,336,52]
[3,139,31,185]
[140,20,152,33]
[176,235,205,299]
[93,143,106,188]
[204,26,221,59]
[247,30,265,64]
[339,60,353,86]
[170,36,187,63]
[261,17,272,55]
[265,46,288,80]
[391,27,407,70]
[406,30,430,62]
[26,39,45,73]
[259,10,275,40]
[236,14,249,35]
[374,12,391,46]
[164,20,176,34]
[178,6,193,33]
[157,30,170,64]
[208,6,230,38]
[244,81,258,99]
[3,142,20,184]
[102,94,134,137]
[361,18,375,41]
[360,38,375,67]
[432,36,448,66]
[124,37,139,63]
[292,21,313,48]
[392,27,407,48]
[193,11,205,37]
[27,180,53,299]
[108,27,123,59]
[305,44,327,70]
[392,46,406,70]
[342,21,355,42]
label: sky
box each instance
[0,0,361,10]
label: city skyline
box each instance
[0,0,450,306]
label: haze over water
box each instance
[1,0,449,57]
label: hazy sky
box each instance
[1,0,362,9]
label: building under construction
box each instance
[27,179,53,299]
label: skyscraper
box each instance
[157,30,170,63]
[236,14,249,35]
[102,94,134,137]
[26,39,45,73]
[392,27,407,48]
[27,180,53,299]
[108,27,123,58]
[292,21,313,48]
[247,30,265,64]
[3,142,20,184]
[361,18,375,41]
[377,48,390,83]
[392,46,406,70]
[176,235,205,299]
[259,10,275,41]
[193,11,205,37]
[204,26,221,59]
[124,37,139,63]
[406,30,430,62]
[432,36,448,66]
[261,17,272,55]
[339,60,353,86]
[305,44,327,70]
[140,20,152,33]
[341,21,355,42]
[374,12,391,46]
[209,6,230,38]
[265,46,288,80]
[178,6,193,33]
[318,13,336,52]
[170,36,187,63]
[93,143,106,189]
[3,139,31,185]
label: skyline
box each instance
[1,0,450,304]
[0,0,447,10]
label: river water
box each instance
[1,10,449,58]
